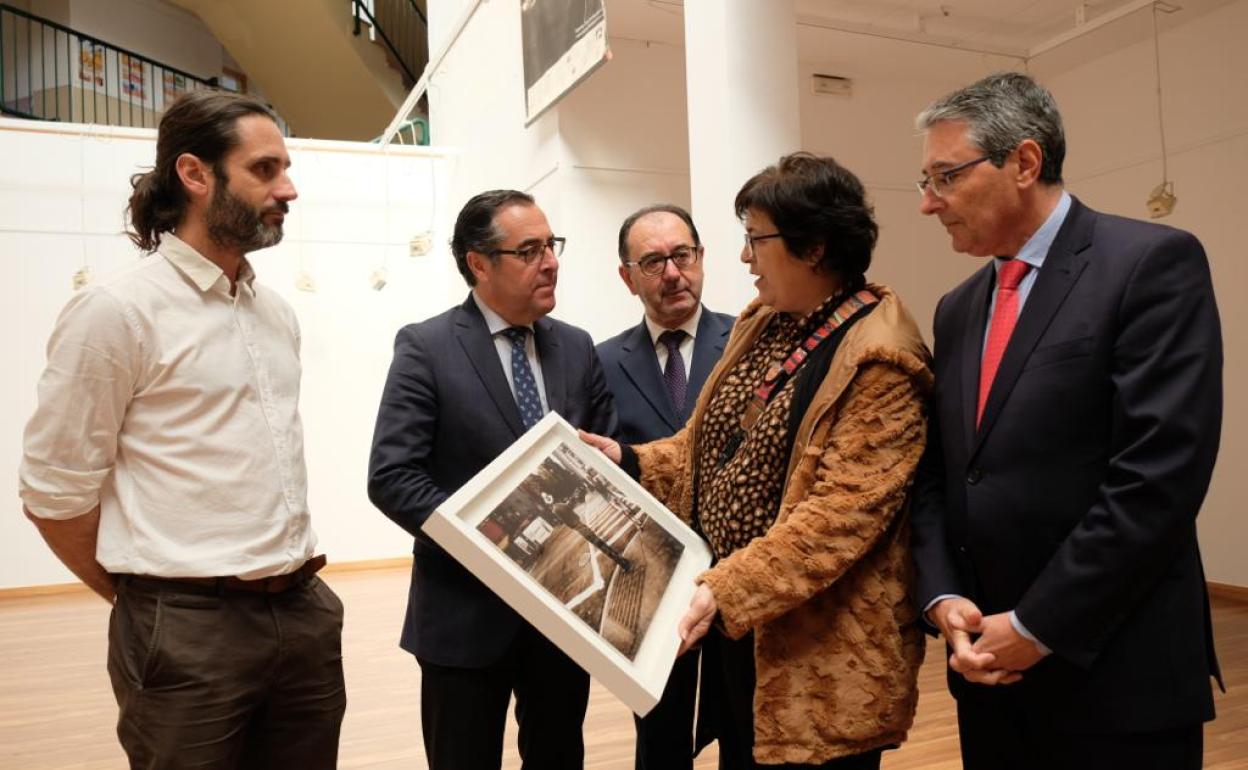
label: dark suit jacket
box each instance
[595,308,734,445]
[367,294,617,668]
[912,196,1223,734]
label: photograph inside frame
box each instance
[476,442,683,660]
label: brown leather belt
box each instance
[129,554,327,595]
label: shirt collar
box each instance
[645,305,702,347]
[159,233,256,296]
[996,190,1071,275]
[472,290,534,336]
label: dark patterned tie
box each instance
[659,329,688,417]
[502,326,544,430]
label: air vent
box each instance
[812,74,852,97]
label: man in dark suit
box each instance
[911,72,1222,770]
[367,189,617,770]
[596,204,733,769]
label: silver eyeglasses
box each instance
[916,155,991,197]
[625,245,702,276]
[491,236,566,264]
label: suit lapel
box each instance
[453,296,525,438]
[973,199,1094,454]
[958,266,994,454]
[534,317,566,417]
[619,321,680,431]
[689,309,731,406]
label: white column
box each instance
[683,0,801,311]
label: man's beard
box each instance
[205,181,288,253]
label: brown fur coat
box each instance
[635,285,933,764]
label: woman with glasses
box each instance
[584,152,932,769]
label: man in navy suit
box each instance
[911,73,1222,770]
[368,189,617,770]
[596,204,733,769]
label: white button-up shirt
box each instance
[19,234,316,579]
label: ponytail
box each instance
[126,167,185,252]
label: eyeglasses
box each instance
[743,232,784,258]
[916,155,992,197]
[491,236,566,264]
[625,245,702,276]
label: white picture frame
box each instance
[423,411,711,716]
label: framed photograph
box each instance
[423,411,711,716]
[520,0,610,125]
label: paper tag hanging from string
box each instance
[72,266,92,291]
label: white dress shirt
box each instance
[19,234,317,579]
[472,291,550,414]
[643,305,703,378]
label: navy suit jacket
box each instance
[912,197,1223,734]
[595,307,734,445]
[367,294,617,667]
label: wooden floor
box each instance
[1,566,1245,769]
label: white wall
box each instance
[426,0,735,340]
[555,36,709,337]
[1,119,454,589]
[1036,0,1248,585]
[793,26,1023,341]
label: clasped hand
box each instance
[929,597,1044,686]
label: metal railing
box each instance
[0,3,291,134]
[373,115,429,145]
[352,0,428,92]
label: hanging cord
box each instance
[73,128,92,290]
[375,145,392,289]
[1152,2,1169,184]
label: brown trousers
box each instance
[107,574,346,769]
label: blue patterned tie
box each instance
[502,326,544,430]
[659,329,688,417]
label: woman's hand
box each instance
[677,584,717,655]
[578,430,622,465]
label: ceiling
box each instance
[795,0,1152,57]
[608,0,1233,64]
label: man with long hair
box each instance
[19,90,344,767]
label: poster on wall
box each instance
[121,54,145,100]
[422,412,711,715]
[520,0,610,125]
[79,47,104,87]
[162,71,187,105]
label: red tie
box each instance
[977,259,1031,427]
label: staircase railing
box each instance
[372,115,428,145]
[0,3,291,134]
[351,0,428,92]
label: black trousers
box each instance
[107,574,346,769]
[956,695,1204,770]
[700,628,883,770]
[418,621,590,770]
[634,648,701,770]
